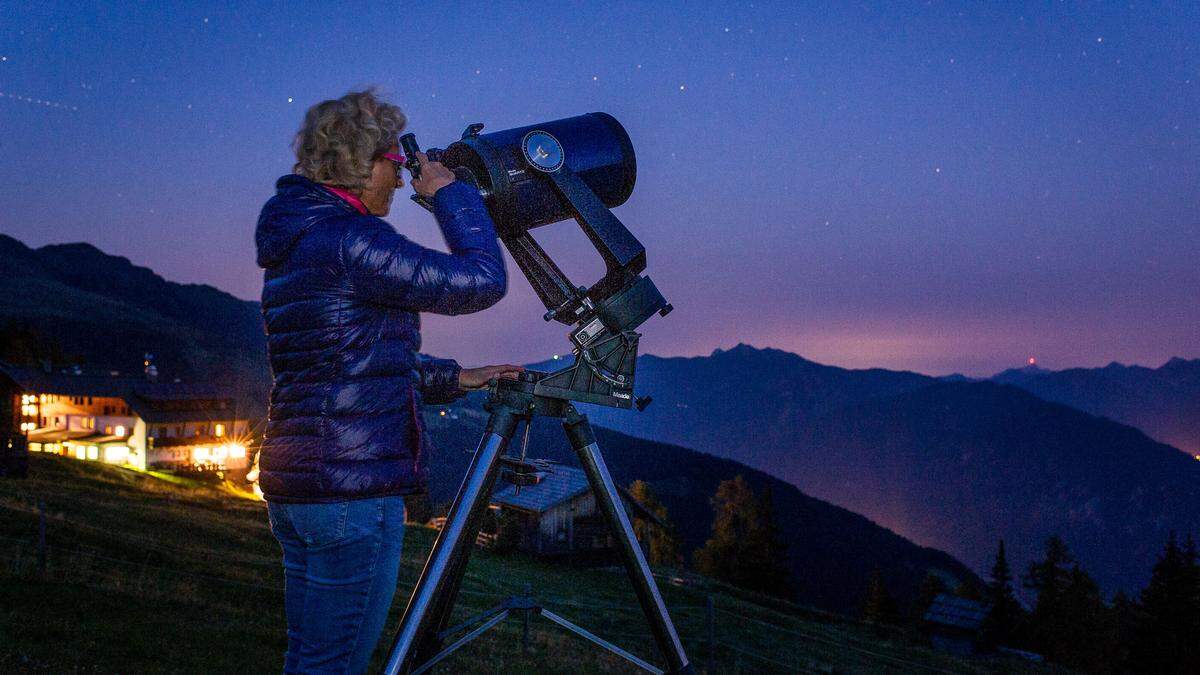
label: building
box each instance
[486,465,662,560]
[490,465,613,557]
[0,362,252,473]
[923,593,990,655]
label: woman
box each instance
[255,89,521,674]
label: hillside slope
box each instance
[425,396,978,615]
[778,381,1200,594]
[0,234,269,412]
[0,455,1047,674]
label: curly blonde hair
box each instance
[292,89,407,190]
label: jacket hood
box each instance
[256,174,355,268]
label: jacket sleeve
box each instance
[417,355,465,404]
[341,181,507,314]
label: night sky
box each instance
[1,2,1196,376]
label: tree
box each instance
[0,320,72,366]
[627,480,682,567]
[862,568,900,625]
[693,475,792,597]
[491,509,523,554]
[1129,532,1200,673]
[914,572,947,622]
[1023,536,1112,671]
[981,539,1024,649]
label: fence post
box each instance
[37,498,47,576]
[706,593,715,673]
[522,582,532,655]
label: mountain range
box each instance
[573,345,1200,594]
[993,359,1200,455]
[4,233,1196,599]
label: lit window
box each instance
[104,425,113,435]
[75,445,87,460]
[103,446,129,464]
[114,425,125,437]
[214,423,225,437]
[228,444,246,459]
[87,446,99,461]
[193,447,210,462]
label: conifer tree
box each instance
[981,539,1023,648]
[862,568,900,625]
[627,479,683,567]
[693,475,792,597]
[1130,531,1200,673]
[914,572,947,622]
[1023,536,1111,671]
[743,485,792,594]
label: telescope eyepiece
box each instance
[399,133,423,179]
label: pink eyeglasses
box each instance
[382,152,407,180]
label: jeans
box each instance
[267,496,407,674]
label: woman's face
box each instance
[360,144,404,216]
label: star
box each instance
[287,97,293,103]
[679,84,686,91]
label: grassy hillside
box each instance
[0,456,1054,674]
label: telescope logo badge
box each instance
[522,130,564,173]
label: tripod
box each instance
[382,371,694,674]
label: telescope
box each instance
[402,113,671,409]
[387,116,693,675]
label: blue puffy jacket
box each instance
[255,174,506,502]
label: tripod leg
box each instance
[563,408,694,675]
[382,406,520,675]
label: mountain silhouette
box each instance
[574,344,1200,593]
[992,358,1200,455]
[0,234,269,412]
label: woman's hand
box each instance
[411,151,456,198]
[458,364,525,390]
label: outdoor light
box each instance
[103,446,129,464]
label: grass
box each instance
[0,455,1061,673]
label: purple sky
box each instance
[1,2,1196,376]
